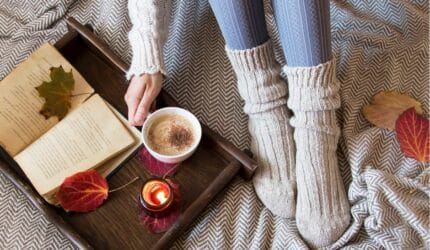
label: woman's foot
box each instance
[284,58,351,248]
[226,41,296,218]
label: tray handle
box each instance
[66,17,129,73]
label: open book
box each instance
[0,43,142,204]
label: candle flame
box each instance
[156,190,168,204]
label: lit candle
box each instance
[140,178,173,213]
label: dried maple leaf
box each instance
[363,91,423,130]
[138,147,179,177]
[138,178,181,233]
[395,108,430,163]
[57,170,108,212]
[36,66,75,120]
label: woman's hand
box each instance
[124,72,163,126]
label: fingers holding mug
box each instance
[125,72,162,126]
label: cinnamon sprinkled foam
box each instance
[147,114,194,156]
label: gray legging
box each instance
[209,0,331,67]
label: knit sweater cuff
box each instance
[126,0,169,80]
[284,58,340,111]
[126,29,166,80]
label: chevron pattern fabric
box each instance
[0,173,74,250]
[0,0,428,249]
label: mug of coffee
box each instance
[141,107,202,164]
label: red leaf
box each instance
[395,108,430,163]
[56,170,108,212]
[138,147,179,177]
[138,178,182,233]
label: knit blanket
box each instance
[0,0,428,249]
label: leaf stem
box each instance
[109,176,140,193]
[71,92,93,98]
[162,164,179,179]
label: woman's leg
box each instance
[273,0,350,247]
[209,0,296,218]
[209,0,268,50]
[274,0,331,67]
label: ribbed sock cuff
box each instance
[291,111,340,135]
[284,58,340,111]
[226,41,277,73]
[226,40,288,115]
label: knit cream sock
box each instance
[284,59,350,248]
[226,41,296,218]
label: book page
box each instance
[14,94,135,195]
[40,102,142,205]
[97,102,143,177]
[0,43,94,156]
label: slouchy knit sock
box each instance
[227,41,296,218]
[209,0,268,50]
[283,59,350,248]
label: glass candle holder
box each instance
[140,178,174,216]
[138,177,182,233]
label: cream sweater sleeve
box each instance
[127,0,170,79]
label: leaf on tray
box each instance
[57,170,108,212]
[395,108,430,163]
[363,91,423,130]
[139,178,182,233]
[36,66,75,120]
[138,147,179,177]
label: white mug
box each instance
[141,107,202,164]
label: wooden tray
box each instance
[0,17,257,250]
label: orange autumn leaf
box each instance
[363,91,423,130]
[57,170,108,212]
[395,108,430,163]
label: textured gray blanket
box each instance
[0,0,428,249]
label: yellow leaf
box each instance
[362,91,423,130]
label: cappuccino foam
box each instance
[147,114,194,156]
